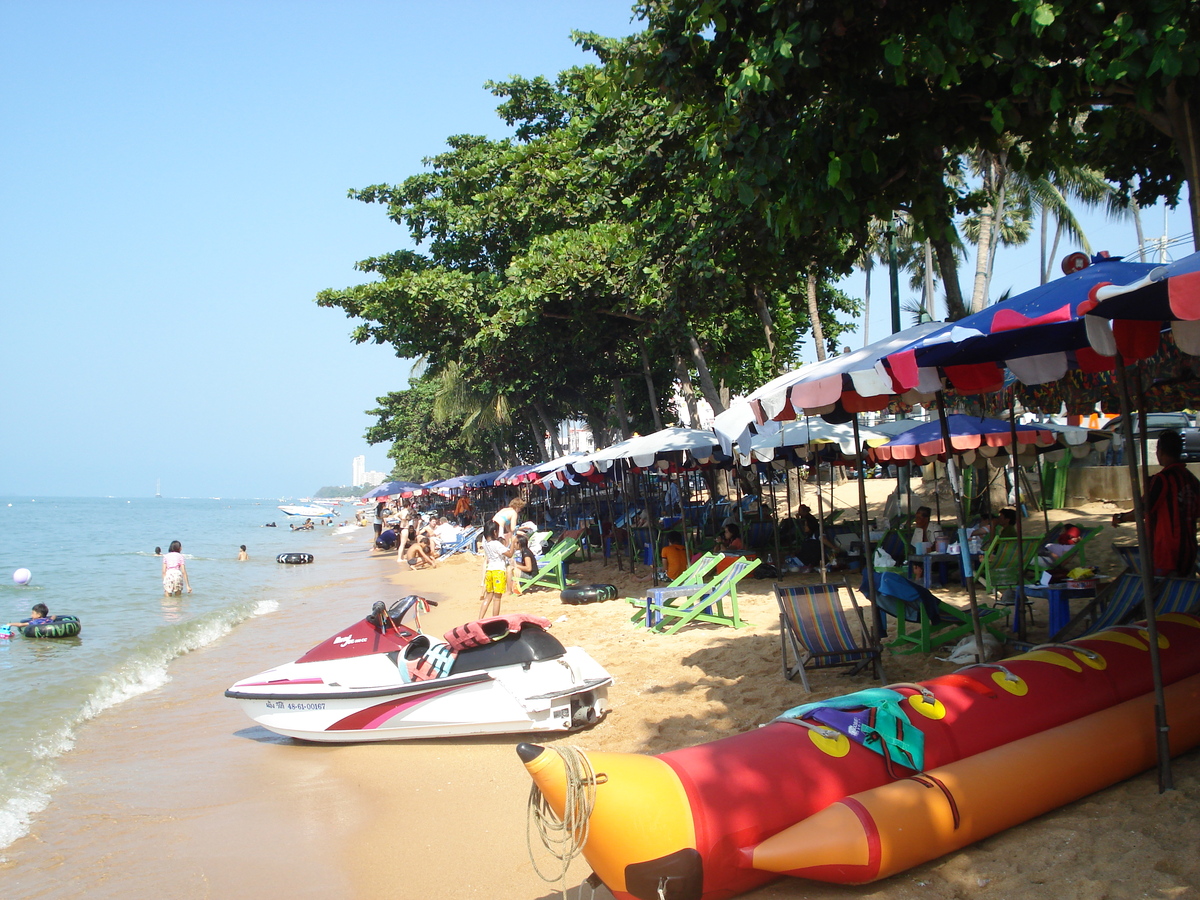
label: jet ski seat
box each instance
[449,625,567,675]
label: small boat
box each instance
[278,504,335,518]
[225,596,612,742]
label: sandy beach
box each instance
[3,483,1199,900]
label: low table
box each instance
[1023,582,1099,637]
[913,551,967,589]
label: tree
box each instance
[627,0,1200,326]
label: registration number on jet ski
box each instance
[264,701,326,711]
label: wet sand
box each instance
[3,489,1200,899]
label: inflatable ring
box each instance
[559,584,618,604]
[23,615,82,639]
[277,553,314,564]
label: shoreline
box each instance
[3,495,1200,899]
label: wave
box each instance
[0,597,275,852]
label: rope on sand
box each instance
[526,744,597,892]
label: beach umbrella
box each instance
[870,415,1057,466]
[362,480,422,499]
[885,254,1188,792]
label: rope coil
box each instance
[527,745,598,891]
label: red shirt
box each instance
[1146,462,1200,576]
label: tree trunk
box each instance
[923,241,936,319]
[931,228,968,320]
[1160,83,1200,251]
[753,284,780,372]
[639,338,664,432]
[523,408,550,462]
[531,399,564,458]
[674,354,702,428]
[862,258,872,348]
[686,332,726,414]
[807,271,826,360]
[611,377,632,440]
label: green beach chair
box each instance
[867,571,1007,655]
[516,537,580,593]
[637,557,761,635]
[625,552,723,620]
[1029,525,1103,584]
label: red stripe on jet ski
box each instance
[327,684,466,731]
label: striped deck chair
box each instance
[638,557,761,635]
[626,552,723,622]
[1155,577,1200,614]
[516,538,580,593]
[1029,526,1104,584]
[773,579,883,691]
[1050,571,1147,641]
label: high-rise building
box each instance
[352,455,366,486]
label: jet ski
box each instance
[225,596,612,742]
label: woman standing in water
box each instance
[162,541,191,596]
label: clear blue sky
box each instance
[1,2,1193,497]
[0,0,640,498]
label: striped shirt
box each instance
[1145,462,1200,576]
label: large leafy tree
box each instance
[627,0,1200,325]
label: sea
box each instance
[0,495,366,852]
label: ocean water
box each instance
[0,496,366,851]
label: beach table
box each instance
[1023,581,1099,637]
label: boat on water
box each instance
[225,596,612,742]
[520,613,1200,900]
[278,504,336,518]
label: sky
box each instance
[0,2,1194,498]
[0,0,641,499]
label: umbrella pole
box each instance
[1007,388,1029,644]
[678,470,693,565]
[772,463,784,574]
[603,471,622,572]
[853,415,885,682]
[645,470,659,586]
[808,416,829,582]
[1115,352,1173,792]
[936,392,988,662]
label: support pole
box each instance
[1114,353,1173,793]
[1007,388,1029,644]
[936,392,989,661]
[854,415,886,683]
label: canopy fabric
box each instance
[890,256,1162,390]
[362,480,426,499]
[740,419,891,464]
[712,324,948,455]
[870,415,1056,465]
[1085,250,1200,324]
[569,427,720,472]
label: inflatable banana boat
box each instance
[520,613,1200,900]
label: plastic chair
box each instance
[773,579,883,691]
[865,570,1007,654]
[516,538,580,593]
[637,557,761,635]
[976,533,1044,623]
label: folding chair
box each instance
[516,538,580,593]
[1050,571,1148,641]
[773,579,884,691]
[1155,576,1200,614]
[976,533,1044,623]
[1029,526,1103,584]
[637,557,761,635]
[865,571,1007,654]
[626,552,723,617]
[439,526,482,557]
